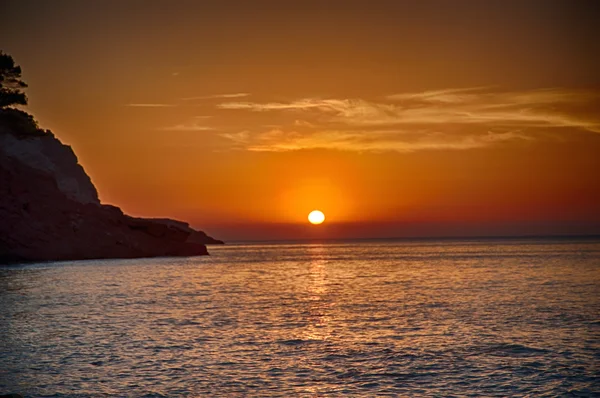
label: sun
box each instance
[308,210,325,225]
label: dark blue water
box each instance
[1,238,599,396]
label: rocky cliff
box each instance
[0,108,223,264]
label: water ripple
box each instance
[1,239,599,396]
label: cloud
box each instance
[385,87,494,103]
[126,93,250,108]
[219,128,531,153]
[181,93,250,101]
[152,87,598,153]
[126,103,176,107]
[217,88,600,133]
[294,119,316,128]
[218,99,323,111]
[213,87,600,152]
[160,120,215,131]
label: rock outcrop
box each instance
[0,108,222,265]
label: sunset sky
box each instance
[2,0,599,240]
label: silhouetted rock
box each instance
[0,109,222,265]
[150,218,225,244]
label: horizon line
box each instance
[221,233,600,245]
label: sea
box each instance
[1,238,599,397]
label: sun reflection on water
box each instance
[302,244,334,342]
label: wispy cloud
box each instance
[218,88,600,133]
[219,128,531,153]
[218,99,322,111]
[385,87,493,103]
[294,119,316,128]
[126,103,176,107]
[126,93,250,108]
[181,93,250,101]
[388,87,599,109]
[160,119,215,131]
[213,87,600,152]
[145,87,598,152]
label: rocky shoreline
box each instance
[0,108,222,265]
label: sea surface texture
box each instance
[1,238,599,397]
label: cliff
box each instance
[0,108,223,264]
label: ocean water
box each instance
[1,238,599,397]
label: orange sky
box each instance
[2,0,600,240]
